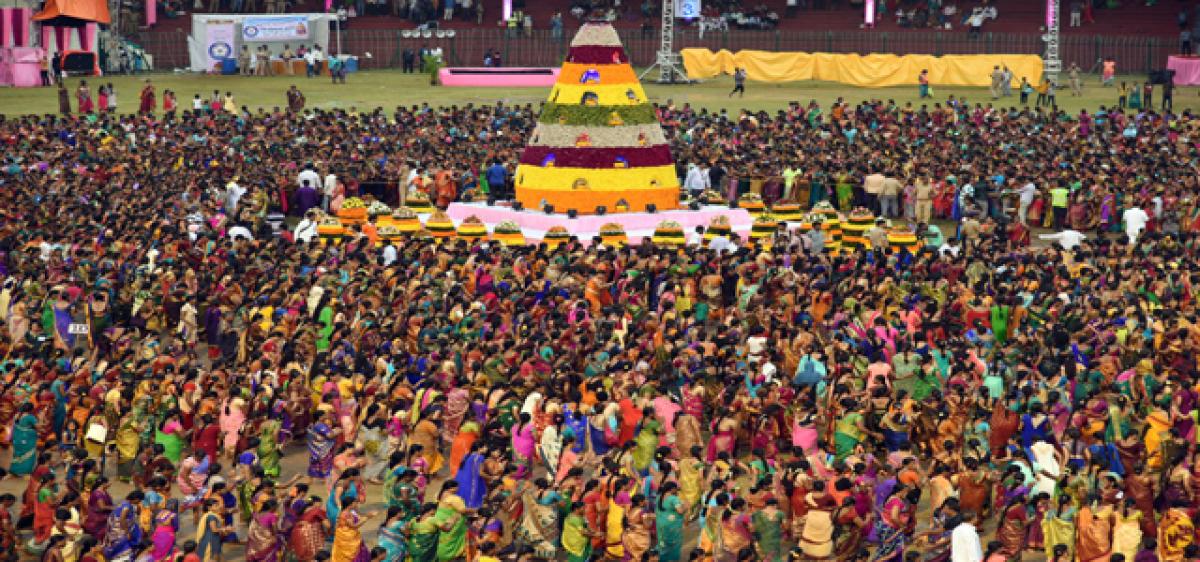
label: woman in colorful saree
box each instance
[246,499,283,562]
[149,501,180,562]
[101,491,145,562]
[257,417,283,479]
[655,482,687,562]
[1158,502,1195,562]
[1112,498,1144,561]
[517,477,563,560]
[510,412,536,478]
[434,481,471,562]
[9,403,38,476]
[454,442,487,509]
[1075,502,1115,562]
[562,500,598,562]
[153,412,186,465]
[195,498,228,562]
[331,493,379,562]
[447,421,481,479]
[406,503,443,562]
[83,477,114,538]
[995,493,1029,558]
[287,496,329,562]
[113,408,143,482]
[622,493,655,562]
[871,486,918,562]
[377,506,408,562]
[800,480,838,559]
[410,407,445,476]
[834,399,871,463]
[307,410,341,485]
[1042,494,1076,561]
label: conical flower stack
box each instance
[515,20,680,214]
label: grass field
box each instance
[2,69,1195,115]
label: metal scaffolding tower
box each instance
[638,0,689,84]
[1043,0,1062,82]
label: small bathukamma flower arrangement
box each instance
[337,197,368,224]
[425,211,456,238]
[599,222,628,246]
[703,215,732,246]
[750,214,780,247]
[652,220,686,246]
[544,226,571,248]
[457,215,488,242]
[491,220,526,246]
[738,192,765,213]
[405,192,433,213]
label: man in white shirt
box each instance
[950,515,983,562]
[709,233,734,255]
[863,171,886,214]
[1038,229,1087,250]
[684,162,709,197]
[381,240,398,266]
[1016,180,1038,225]
[294,210,319,244]
[303,49,316,78]
[297,162,321,202]
[228,223,254,241]
[310,44,324,74]
[1123,205,1150,245]
[323,169,338,212]
[225,178,246,216]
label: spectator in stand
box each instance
[941,3,957,27]
[551,12,564,40]
[967,8,984,37]
[1070,0,1081,27]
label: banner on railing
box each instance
[675,0,701,18]
[205,20,235,69]
[681,49,1044,87]
[242,16,311,42]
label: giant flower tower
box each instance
[514,20,680,214]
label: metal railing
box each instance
[128,27,1174,74]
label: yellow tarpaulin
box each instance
[681,49,1043,88]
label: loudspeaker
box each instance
[645,204,657,214]
[1149,69,1176,84]
[567,209,578,218]
[512,201,524,211]
[595,206,607,215]
[487,196,496,206]
[61,51,98,76]
[543,204,555,215]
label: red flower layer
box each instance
[565,46,630,66]
[519,145,674,168]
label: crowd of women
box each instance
[0,88,1199,562]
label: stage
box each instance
[438,67,560,87]
[445,202,755,243]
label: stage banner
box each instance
[205,20,235,69]
[241,15,310,42]
[675,0,701,18]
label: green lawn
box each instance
[5,69,1192,115]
